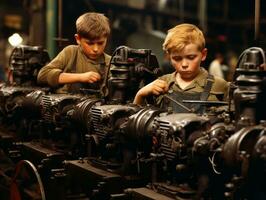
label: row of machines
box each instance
[0,45,265,200]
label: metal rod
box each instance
[179,0,184,22]
[198,0,207,33]
[255,0,260,41]
[46,0,57,58]
[164,95,193,112]
[58,0,63,47]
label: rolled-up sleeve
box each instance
[37,46,73,87]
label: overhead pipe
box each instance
[46,0,57,58]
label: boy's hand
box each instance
[140,79,168,96]
[80,71,101,83]
[134,79,168,105]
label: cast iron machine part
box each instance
[0,44,50,134]
[7,92,99,200]
[8,45,50,86]
[64,103,145,200]
[19,91,95,160]
[0,45,50,165]
[125,108,214,199]
[221,123,266,200]
[107,46,161,104]
[215,47,266,200]
[233,47,266,128]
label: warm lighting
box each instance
[8,33,23,46]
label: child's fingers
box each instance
[156,80,168,90]
[153,85,166,95]
[90,72,101,79]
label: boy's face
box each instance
[75,34,107,60]
[169,43,207,81]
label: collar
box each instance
[193,68,209,87]
[167,71,177,87]
[168,67,209,89]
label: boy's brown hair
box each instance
[163,23,205,53]
[76,12,110,40]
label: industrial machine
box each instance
[0,45,265,200]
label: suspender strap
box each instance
[200,74,214,101]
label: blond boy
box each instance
[134,23,229,113]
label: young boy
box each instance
[37,12,111,95]
[134,23,229,113]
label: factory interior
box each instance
[0,0,266,199]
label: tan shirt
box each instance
[156,67,229,105]
[37,45,111,94]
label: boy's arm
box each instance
[133,79,169,105]
[58,71,101,84]
[133,90,147,105]
[37,46,72,87]
[37,62,63,87]
[37,46,101,87]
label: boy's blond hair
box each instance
[76,12,110,40]
[163,23,205,53]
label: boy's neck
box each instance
[175,73,194,89]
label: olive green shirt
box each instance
[37,45,111,94]
[156,67,229,105]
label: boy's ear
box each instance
[201,48,208,61]
[75,34,81,45]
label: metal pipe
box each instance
[198,0,207,33]
[179,0,184,22]
[255,0,260,41]
[46,0,57,58]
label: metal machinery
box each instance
[0,45,50,153]
[0,45,265,200]
[0,45,50,199]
